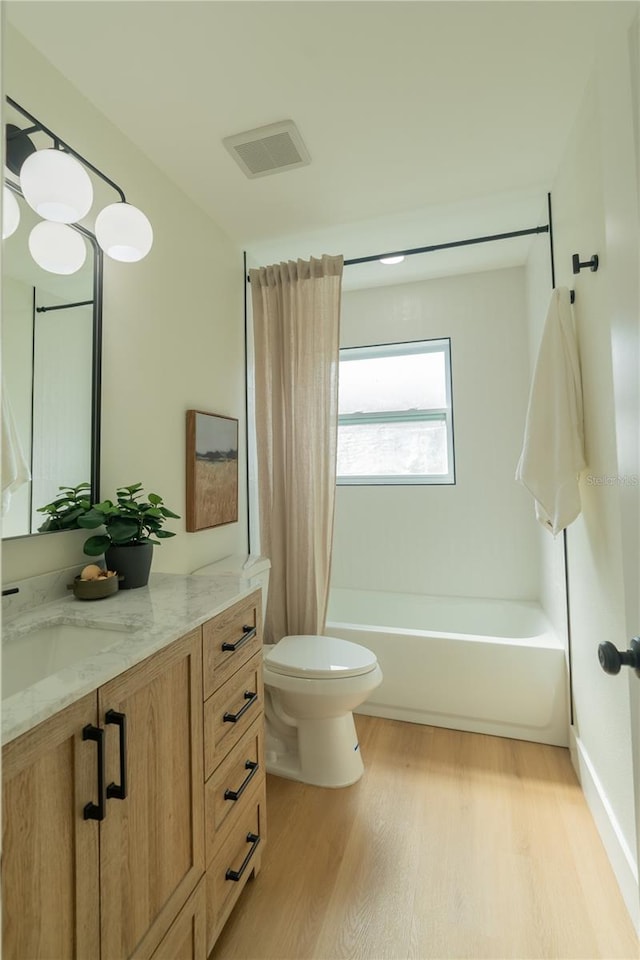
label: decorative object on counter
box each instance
[36,482,92,532]
[185,410,238,532]
[68,566,119,600]
[77,482,180,589]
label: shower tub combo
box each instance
[325,588,568,747]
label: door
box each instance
[1,693,101,960]
[551,7,640,931]
[99,629,205,960]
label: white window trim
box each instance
[337,338,455,486]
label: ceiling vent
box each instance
[223,120,311,179]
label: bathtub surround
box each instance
[250,256,343,645]
[332,266,537,601]
[2,26,248,582]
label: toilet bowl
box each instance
[191,554,383,788]
[263,634,382,788]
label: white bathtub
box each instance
[325,588,569,746]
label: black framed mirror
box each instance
[2,99,102,539]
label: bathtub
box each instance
[325,588,568,747]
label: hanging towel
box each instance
[516,286,585,535]
[2,386,31,518]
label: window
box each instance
[336,338,455,485]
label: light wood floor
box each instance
[211,715,639,960]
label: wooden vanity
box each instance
[2,584,266,960]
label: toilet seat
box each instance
[264,635,378,680]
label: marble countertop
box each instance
[2,572,259,746]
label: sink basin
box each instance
[2,623,131,699]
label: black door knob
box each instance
[598,638,640,677]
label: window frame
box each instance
[336,337,455,486]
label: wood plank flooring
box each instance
[211,715,639,960]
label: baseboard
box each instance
[570,728,640,934]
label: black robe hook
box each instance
[572,253,599,275]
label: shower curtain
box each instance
[249,254,343,645]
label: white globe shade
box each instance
[28,221,87,275]
[3,186,20,239]
[95,202,153,262]
[20,148,93,223]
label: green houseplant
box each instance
[37,482,93,532]
[77,482,180,589]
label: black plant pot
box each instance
[105,542,153,590]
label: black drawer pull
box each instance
[223,691,258,723]
[222,625,257,653]
[225,833,261,882]
[224,761,259,802]
[83,724,105,821]
[105,710,127,800]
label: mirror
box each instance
[2,101,102,539]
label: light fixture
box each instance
[2,185,20,239]
[3,96,153,267]
[95,202,153,262]
[29,220,87,275]
[379,255,405,265]
[21,148,93,223]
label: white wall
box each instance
[550,8,639,926]
[331,266,540,601]
[2,27,248,583]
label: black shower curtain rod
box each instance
[343,225,549,267]
[245,224,549,280]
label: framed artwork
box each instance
[186,410,239,531]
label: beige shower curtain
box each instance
[250,254,344,645]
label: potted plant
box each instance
[77,482,180,589]
[37,482,93,532]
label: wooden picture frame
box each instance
[186,410,239,531]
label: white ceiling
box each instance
[5,1,630,288]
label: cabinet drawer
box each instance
[205,718,265,863]
[206,783,266,952]
[203,591,262,699]
[204,651,263,777]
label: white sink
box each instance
[2,623,131,699]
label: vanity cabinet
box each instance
[2,692,101,960]
[2,589,266,960]
[99,629,204,960]
[2,630,204,960]
[201,590,267,953]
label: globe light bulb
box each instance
[29,220,87,274]
[20,148,93,223]
[95,202,153,262]
[2,186,20,239]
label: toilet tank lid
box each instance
[192,554,271,578]
[264,634,378,679]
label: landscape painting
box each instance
[186,410,238,531]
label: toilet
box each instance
[192,554,382,788]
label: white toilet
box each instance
[192,554,382,788]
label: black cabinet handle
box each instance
[83,725,105,821]
[222,625,257,653]
[105,710,127,800]
[225,833,261,881]
[224,761,259,802]
[223,691,258,724]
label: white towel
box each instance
[2,386,31,517]
[516,286,585,535]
